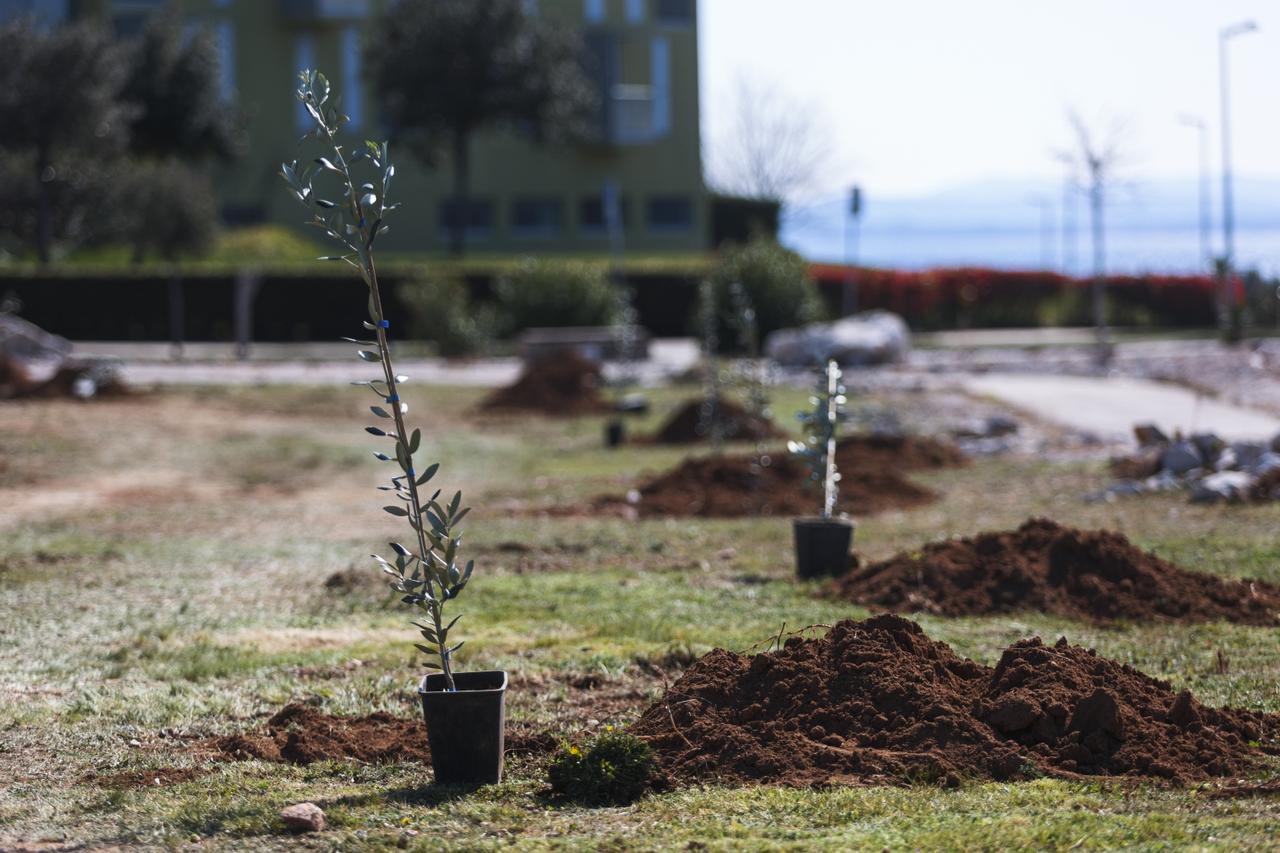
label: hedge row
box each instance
[810,265,1219,329]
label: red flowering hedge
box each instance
[809,265,1218,330]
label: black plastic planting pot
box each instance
[418,670,508,785]
[792,516,855,580]
[604,419,626,448]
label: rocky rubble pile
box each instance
[1091,423,1280,504]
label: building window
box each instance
[109,0,164,36]
[215,21,236,100]
[647,196,692,232]
[626,0,644,22]
[512,198,564,238]
[584,0,605,23]
[650,36,671,136]
[340,26,362,129]
[580,193,628,234]
[294,33,315,132]
[655,0,692,25]
[9,0,69,25]
[438,199,495,238]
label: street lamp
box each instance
[1177,114,1211,270]
[1218,19,1258,341]
[842,185,863,316]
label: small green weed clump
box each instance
[547,728,658,806]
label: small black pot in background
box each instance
[604,419,626,449]
[418,670,508,785]
[792,516,855,580]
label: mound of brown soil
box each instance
[619,452,937,518]
[650,399,784,445]
[479,349,610,416]
[632,615,1279,787]
[834,434,968,472]
[831,518,1280,625]
[209,703,555,766]
[211,704,432,765]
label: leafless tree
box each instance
[1056,109,1130,363]
[706,75,833,206]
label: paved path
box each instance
[98,339,701,388]
[963,373,1280,442]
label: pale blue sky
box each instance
[700,0,1280,197]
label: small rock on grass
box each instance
[280,802,326,833]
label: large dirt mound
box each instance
[649,398,784,445]
[632,615,1279,787]
[210,703,553,765]
[832,518,1280,625]
[479,349,610,416]
[618,452,937,518]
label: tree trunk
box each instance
[450,130,470,258]
[1089,178,1111,363]
[34,146,52,264]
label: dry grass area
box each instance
[1,383,1277,851]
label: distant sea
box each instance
[780,177,1280,277]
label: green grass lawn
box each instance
[1,384,1277,851]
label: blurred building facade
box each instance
[21,0,705,254]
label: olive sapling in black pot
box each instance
[788,359,854,579]
[282,71,504,785]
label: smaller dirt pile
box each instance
[619,452,937,518]
[650,398,784,445]
[480,349,610,416]
[834,434,968,472]
[831,518,1280,625]
[209,703,555,766]
[211,704,432,765]
[632,615,1279,787]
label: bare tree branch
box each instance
[706,75,833,205]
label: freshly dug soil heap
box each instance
[650,398,784,445]
[834,434,968,472]
[624,452,937,518]
[479,349,610,416]
[831,518,1280,625]
[632,615,1279,787]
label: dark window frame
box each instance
[437,198,496,239]
[579,194,630,235]
[510,196,565,238]
[646,195,693,232]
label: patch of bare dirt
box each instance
[82,767,205,789]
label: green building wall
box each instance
[70,0,707,255]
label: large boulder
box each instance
[764,310,910,367]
